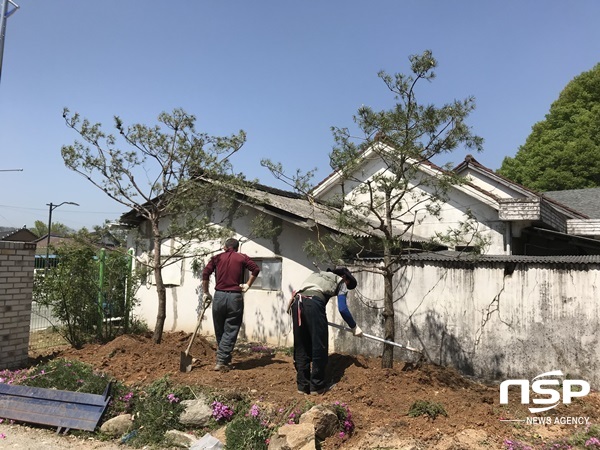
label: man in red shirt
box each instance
[202,238,260,371]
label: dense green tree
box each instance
[498,63,600,191]
[61,108,249,343]
[263,51,483,368]
[33,242,137,347]
[32,219,73,238]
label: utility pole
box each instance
[0,0,19,85]
[45,201,79,273]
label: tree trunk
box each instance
[381,192,395,368]
[381,263,395,367]
[152,225,166,344]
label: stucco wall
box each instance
[337,260,600,388]
[131,207,319,348]
[133,219,600,388]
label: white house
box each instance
[124,150,600,380]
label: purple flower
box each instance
[248,404,260,418]
[211,401,234,422]
[586,437,600,447]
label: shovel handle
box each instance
[184,301,211,355]
[328,322,421,353]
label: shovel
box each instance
[180,299,211,372]
[328,322,422,354]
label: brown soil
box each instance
[32,332,600,449]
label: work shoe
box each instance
[213,363,230,372]
[310,383,336,395]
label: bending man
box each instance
[289,267,363,395]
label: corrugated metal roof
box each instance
[358,250,600,265]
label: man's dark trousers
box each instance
[291,295,328,393]
[212,290,244,365]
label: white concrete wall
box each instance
[338,260,600,388]
[314,156,508,255]
[131,212,600,387]
[130,206,321,349]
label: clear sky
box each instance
[1,1,599,230]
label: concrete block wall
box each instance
[0,241,36,370]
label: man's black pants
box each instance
[291,295,328,393]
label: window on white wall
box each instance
[247,258,282,291]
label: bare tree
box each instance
[263,51,484,367]
[61,108,249,343]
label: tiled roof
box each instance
[242,183,430,242]
[543,188,600,219]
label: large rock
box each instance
[268,422,316,450]
[353,426,423,449]
[100,414,133,437]
[299,405,338,440]
[180,397,213,426]
[166,429,198,447]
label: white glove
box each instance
[240,283,250,293]
[202,293,212,305]
[352,325,363,337]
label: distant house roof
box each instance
[119,180,430,243]
[33,234,75,253]
[543,188,600,219]
[0,227,38,242]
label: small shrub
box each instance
[408,400,448,420]
[331,401,355,439]
[568,424,600,448]
[503,439,533,450]
[126,376,189,447]
[225,414,271,450]
[278,346,294,357]
[127,317,150,335]
[14,359,130,418]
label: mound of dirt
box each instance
[32,332,600,449]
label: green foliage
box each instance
[567,424,600,447]
[19,359,130,419]
[33,243,138,348]
[264,50,484,369]
[126,376,190,447]
[331,401,355,438]
[32,219,74,238]
[408,400,448,420]
[61,108,252,343]
[498,63,600,191]
[225,415,271,450]
[34,243,104,348]
[264,50,484,263]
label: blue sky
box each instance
[1,1,599,230]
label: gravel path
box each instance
[0,422,124,450]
